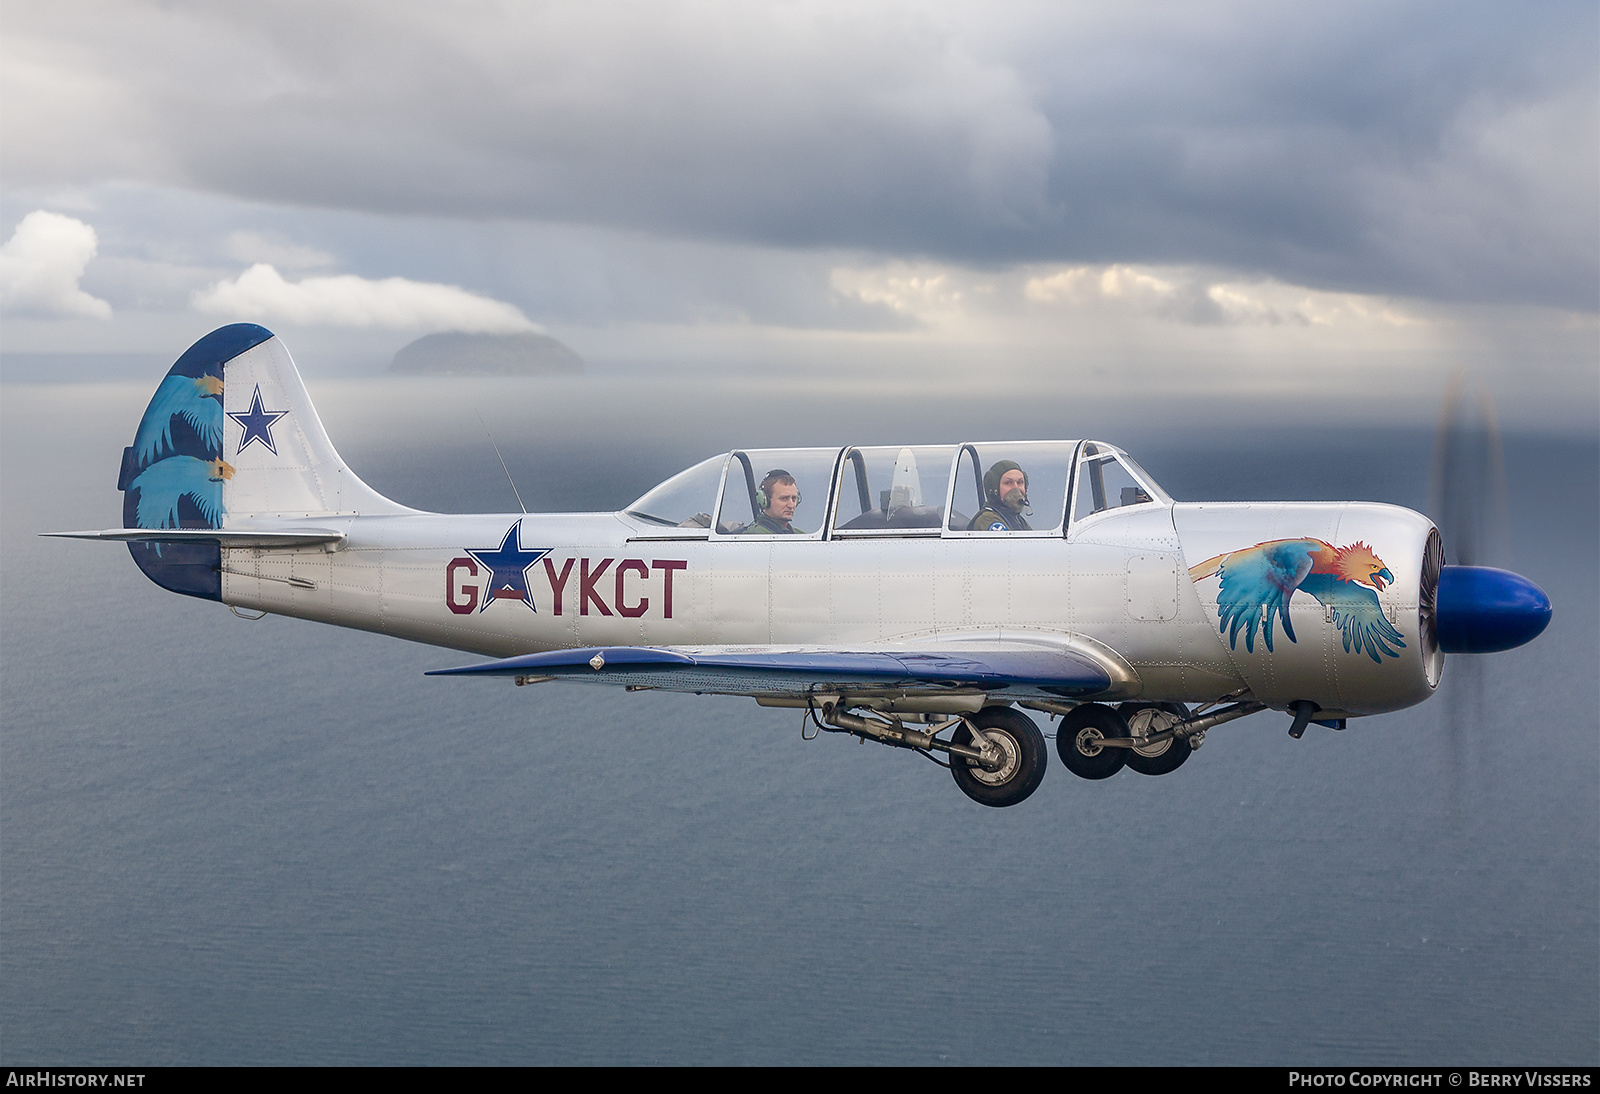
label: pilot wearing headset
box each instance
[740,469,807,534]
[968,460,1031,531]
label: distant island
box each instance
[389,331,584,376]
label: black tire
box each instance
[1118,702,1192,776]
[949,707,1047,808]
[1055,703,1128,780]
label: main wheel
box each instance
[1055,703,1128,780]
[949,708,1047,808]
[1118,702,1192,776]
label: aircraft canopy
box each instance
[625,441,1169,538]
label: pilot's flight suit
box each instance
[740,512,807,535]
[968,505,1031,532]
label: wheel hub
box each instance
[1127,707,1179,758]
[969,729,1020,785]
[1074,727,1106,758]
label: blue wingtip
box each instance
[1436,566,1552,654]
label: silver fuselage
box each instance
[220,498,1439,718]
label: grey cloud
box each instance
[0,184,919,333]
[5,1,1594,308]
[1029,6,1599,307]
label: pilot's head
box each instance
[984,460,1028,513]
[759,470,800,523]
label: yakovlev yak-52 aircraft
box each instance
[51,325,1553,806]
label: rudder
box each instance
[120,324,410,600]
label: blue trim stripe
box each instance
[428,646,1112,694]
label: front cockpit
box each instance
[624,440,1170,539]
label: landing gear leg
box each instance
[949,708,1047,808]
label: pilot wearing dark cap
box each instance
[740,469,807,534]
[968,460,1031,531]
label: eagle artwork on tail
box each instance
[132,374,224,465]
[1188,539,1406,663]
[123,363,231,556]
[128,456,233,531]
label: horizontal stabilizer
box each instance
[42,527,346,548]
[427,645,1112,699]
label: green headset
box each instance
[756,469,800,511]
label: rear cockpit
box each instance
[623,440,1170,539]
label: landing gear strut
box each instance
[1051,699,1266,781]
[812,701,1048,808]
[1118,702,1193,776]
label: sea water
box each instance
[2,375,1595,1064]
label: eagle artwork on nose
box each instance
[1188,539,1406,663]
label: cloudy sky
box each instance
[2,1,1595,423]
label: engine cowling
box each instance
[1174,503,1547,719]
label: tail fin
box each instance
[119,324,410,599]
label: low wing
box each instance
[1298,574,1406,663]
[427,646,1112,700]
[1215,540,1318,653]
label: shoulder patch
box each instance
[988,521,1007,531]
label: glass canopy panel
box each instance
[712,448,840,538]
[946,441,1078,534]
[831,445,955,535]
[625,454,727,528]
[1111,449,1173,504]
[1071,444,1166,523]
